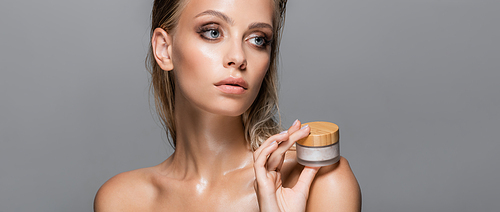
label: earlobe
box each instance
[152,28,174,71]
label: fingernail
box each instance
[292,119,299,126]
[301,124,309,130]
[280,130,288,134]
[271,140,277,145]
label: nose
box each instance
[223,40,247,70]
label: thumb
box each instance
[292,166,320,197]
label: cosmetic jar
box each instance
[296,121,340,167]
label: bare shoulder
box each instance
[307,157,361,211]
[283,152,361,212]
[94,167,158,212]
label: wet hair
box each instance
[147,0,287,150]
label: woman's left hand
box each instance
[253,120,320,212]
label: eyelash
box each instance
[197,24,222,41]
[248,35,271,49]
[197,24,271,49]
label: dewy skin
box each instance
[296,121,340,167]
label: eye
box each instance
[205,29,220,39]
[197,24,223,41]
[251,37,265,46]
[248,36,270,48]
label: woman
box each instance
[94,0,361,211]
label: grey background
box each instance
[1,0,498,211]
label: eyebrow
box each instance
[248,22,273,30]
[194,10,273,30]
[195,10,234,25]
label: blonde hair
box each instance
[147,0,288,150]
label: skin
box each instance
[94,0,361,211]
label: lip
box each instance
[214,77,249,94]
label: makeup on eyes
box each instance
[296,122,340,167]
[246,35,270,48]
[197,23,223,40]
[195,20,272,48]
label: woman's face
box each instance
[170,0,274,117]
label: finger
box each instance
[288,124,310,144]
[253,144,282,212]
[292,166,320,197]
[253,119,300,159]
[253,132,288,159]
[254,141,279,180]
[286,119,302,135]
[266,125,311,170]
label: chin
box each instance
[211,105,249,117]
[200,94,256,117]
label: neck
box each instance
[167,94,253,181]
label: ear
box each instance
[152,28,174,71]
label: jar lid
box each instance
[296,121,339,147]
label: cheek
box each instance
[171,38,218,89]
[171,36,233,113]
[248,53,271,92]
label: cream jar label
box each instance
[296,142,339,162]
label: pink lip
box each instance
[214,77,248,94]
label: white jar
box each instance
[296,122,340,167]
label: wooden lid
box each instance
[297,121,339,147]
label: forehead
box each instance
[179,0,275,26]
